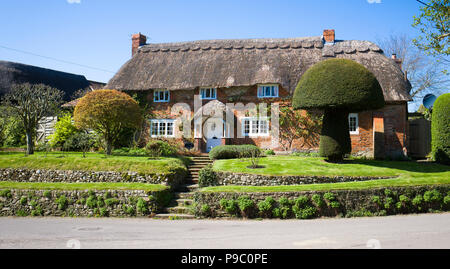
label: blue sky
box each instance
[0,0,426,85]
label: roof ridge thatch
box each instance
[106,37,411,102]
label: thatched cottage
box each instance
[106,30,412,158]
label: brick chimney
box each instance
[323,29,335,44]
[132,33,147,57]
[391,53,403,70]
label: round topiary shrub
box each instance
[431,93,450,164]
[293,59,385,161]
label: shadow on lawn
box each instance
[349,159,450,174]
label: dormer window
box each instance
[200,88,217,100]
[154,89,170,102]
[257,84,278,98]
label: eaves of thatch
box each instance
[106,36,412,102]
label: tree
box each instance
[3,83,63,155]
[293,59,385,161]
[73,89,142,155]
[377,34,449,102]
[279,105,322,151]
[431,93,450,164]
[413,0,449,58]
[47,113,79,148]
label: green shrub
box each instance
[105,198,119,207]
[20,196,27,205]
[96,197,105,208]
[257,197,276,218]
[63,131,96,153]
[371,196,382,206]
[124,205,135,216]
[237,196,255,218]
[294,196,309,208]
[198,164,217,187]
[208,145,262,160]
[47,113,79,149]
[384,197,394,210]
[423,190,443,203]
[329,201,340,208]
[55,195,69,210]
[99,207,109,217]
[431,93,450,164]
[136,198,148,214]
[311,194,324,208]
[0,189,12,198]
[444,195,450,206]
[200,204,211,216]
[265,149,275,155]
[278,197,292,207]
[31,206,43,216]
[43,190,52,199]
[86,195,97,208]
[412,194,424,209]
[145,140,177,157]
[346,208,374,218]
[16,209,28,217]
[220,199,239,215]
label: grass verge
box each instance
[0,152,186,174]
[201,174,450,192]
[0,181,169,191]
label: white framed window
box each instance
[150,119,175,137]
[200,87,217,100]
[242,117,269,137]
[348,113,359,135]
[257,84,278,98]
[153,89,170,102]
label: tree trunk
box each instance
[319,109,351,162]
[106,140,112,155]
[26,131,34,155]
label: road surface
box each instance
[0,213,449,249]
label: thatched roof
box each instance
[0,61,105,101]
[106,36,412,102]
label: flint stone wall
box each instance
[0,189,169,217]
[214,171,392,186]
[0,168,185,189]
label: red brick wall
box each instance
[138,87,408,157]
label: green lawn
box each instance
[213,156,449,177]
[0,152,186,174]
[0,181,168,191]
[206,156,450,192]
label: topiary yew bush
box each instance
[293,59,385,161]
[431,93,450,164]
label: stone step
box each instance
[190,162,213,166]
[153,213,195,220]
[174,192,194,199]
[188,168,202,172]
[175,198,193,206]
[166,206,191,214]
[176,184,199,192]
[189,164,212,168]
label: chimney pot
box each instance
[391,54,397,59]
[132,33,147,57]
[323,29,335,43]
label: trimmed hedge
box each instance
[292,58,385,111]
[208,145,262,160]
[432,93,450,165]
